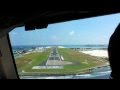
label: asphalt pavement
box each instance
[48,46,61,61]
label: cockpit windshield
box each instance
[9,13,120,79]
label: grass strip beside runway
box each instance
[16,48,108,75]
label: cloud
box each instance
[69,31,75,36]
[12,32,18,35]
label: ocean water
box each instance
[12,45,108,51]
[62,45,108,49]
[12,45,108,58]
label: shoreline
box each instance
[80,50,108,58]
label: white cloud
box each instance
[12,32,18,35]
[69,31,75,36]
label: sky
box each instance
[9,13,120,46]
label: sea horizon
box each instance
[12,44,108,47]
[12,44,108,51]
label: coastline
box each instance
[13,45,111,79]
[80,50,108,58]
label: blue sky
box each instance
[9,13,120,46]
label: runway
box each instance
[48,46,61,61]
[46,46,62,66]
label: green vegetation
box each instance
[15,48,109,76]
[58,48,108,73]
[16,49,51,73]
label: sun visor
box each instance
[25,21,48,31]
